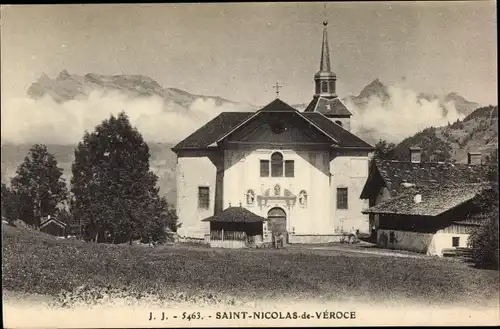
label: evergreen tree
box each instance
[1,183,17,224]
[9,144,68,228]
[71,112,177,244]
[373,139,396,160]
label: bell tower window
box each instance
[329,80,335,94]
[321,81,328,93]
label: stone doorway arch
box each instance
[267,207,287,244]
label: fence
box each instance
[210,229,247,241]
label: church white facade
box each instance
[172,20,374,244]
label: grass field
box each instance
[2,223,499,308]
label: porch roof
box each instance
[201,207,266,223]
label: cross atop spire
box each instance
[323,2,328,24]
[273,82,282,98]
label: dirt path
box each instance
[286,243,431,259]
[309,246,429,259]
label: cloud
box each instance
[1,91,250,145]
[347,85,463,144]
[1,85,465,146]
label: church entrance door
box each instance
[267,207,287,245]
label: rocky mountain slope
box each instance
[293,78,480,118]
[391,105,498,163]
[1,71,491,207]
[27,70,256,110]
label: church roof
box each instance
[302,112,371,148]
[172,99,373,151]
[258,98,297,112]
[304,96,352,117]
[172,112,254,150]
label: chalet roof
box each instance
[201,207,267,223]
[362,183,488,217]
[40,217,67,228]
[172,99,373,151]
[304,96,352,117]
[360,158,493,199]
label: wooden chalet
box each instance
[362,182,490,256]
[40,216,67,237]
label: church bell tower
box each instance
[304,18,352,131]
[314,20,337,98]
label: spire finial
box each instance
[273,82,282,98]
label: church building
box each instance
[172,20,374,246]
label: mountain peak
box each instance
[358,78,389,100]
[57,69,71,81]
[445,92,467,101]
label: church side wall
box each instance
[176,155,216,239]
[330,151,370,234]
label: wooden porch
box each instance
[202,206,266,248]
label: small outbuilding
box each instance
[202,206,266,248]
[39,216,67,237]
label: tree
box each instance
[8,144,68,228]
[468,162,499,269]
[1,183,18,224]
[373,139,396,160]
[71,112,178,244]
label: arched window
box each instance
[271,152,284,177]
[335,120,342,127]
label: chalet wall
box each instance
[330,150,370,233]
[372,187,391,230]
[431,232,470,254]
[377,229,471,257]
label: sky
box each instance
[1,2,497,107]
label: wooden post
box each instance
[222,228,224,242]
